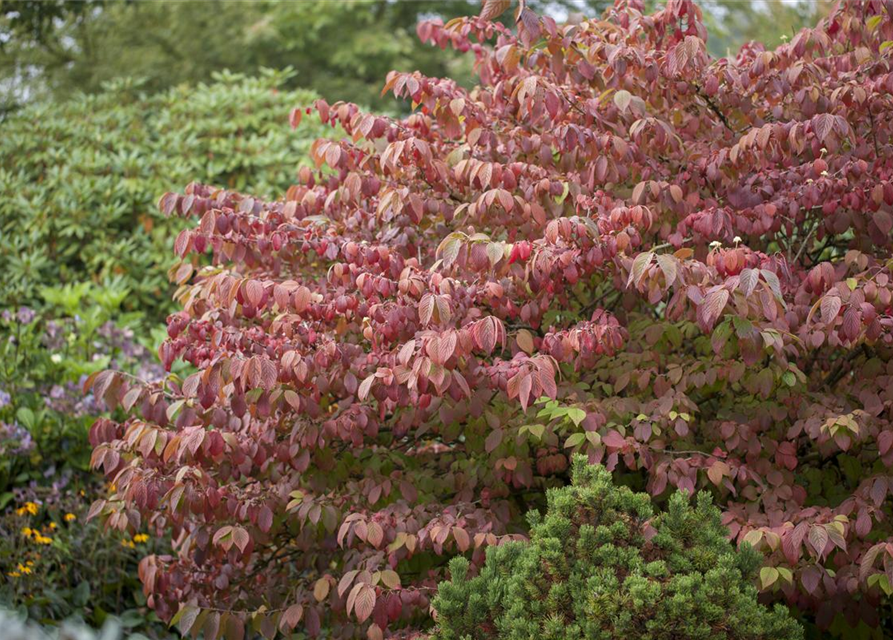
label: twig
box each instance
[791,218,819,265]
[693,83,734,134]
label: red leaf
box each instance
[453,526,470,552]
[808,525,829,559]
[874,209,893,235]
[860,544,883,582]
[801,565,822,595]
[354,585,376,623]
[603,431,626,449]
[820,295,841,324]
[485,429,503,453]
[232,527,250,553]
[480,0,510,20]
[258,506,274,533]
[280,604,303,631]
[366,521,384,548]
[338,570,359,598]
[289,107,303,129]
[700,289,729,329]
[419,294,434,326]
[870,478,888,507]
[879,431,893,455]
[783,522,808,564]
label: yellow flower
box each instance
[120,539,135,549]
[23,502,39,515]
[16,564,31,575]
[48,522,57,530]
[33,535,52,545]
[64,513,76,522]
[7,572,20,578]
[21,527,33,537]
[133,534,149,544]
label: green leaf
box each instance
[776,567,793,584]
[565,408,586,427]
[759,566,779,589]
[879,574,893,596]
[72,581,90,607]
[15,407,36,430]
[564,433,585,448]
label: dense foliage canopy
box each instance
[88,0,893,637]
[0,70,325,319]
[433,455,801,640]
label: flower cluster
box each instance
[0,423,34,458]
[1,307,37,326]
[20,526,53,546]
[7,561,34,579]
[14,502,38,517]
[120,533,150,549]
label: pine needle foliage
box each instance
[433,455,802,640]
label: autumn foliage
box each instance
[87,0,893,636]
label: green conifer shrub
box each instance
[432,455,802,640]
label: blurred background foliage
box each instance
[0,0,833,115]
[0,0,834,633]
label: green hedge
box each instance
[0,68,327,320]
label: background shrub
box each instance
[433,455,802,640]
[0,286,166,634]
[0,284,158,499]
[0,483,165,635]
[0,68,326,321]
[0,0,832,113]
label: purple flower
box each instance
[16,307,36,325]
[1,310,11,322]
[0,421,35,456]
[0,389,9,408]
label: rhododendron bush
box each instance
[87,0,893,636]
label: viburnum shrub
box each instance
[432,455,802,640]
[87,0,893,636]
